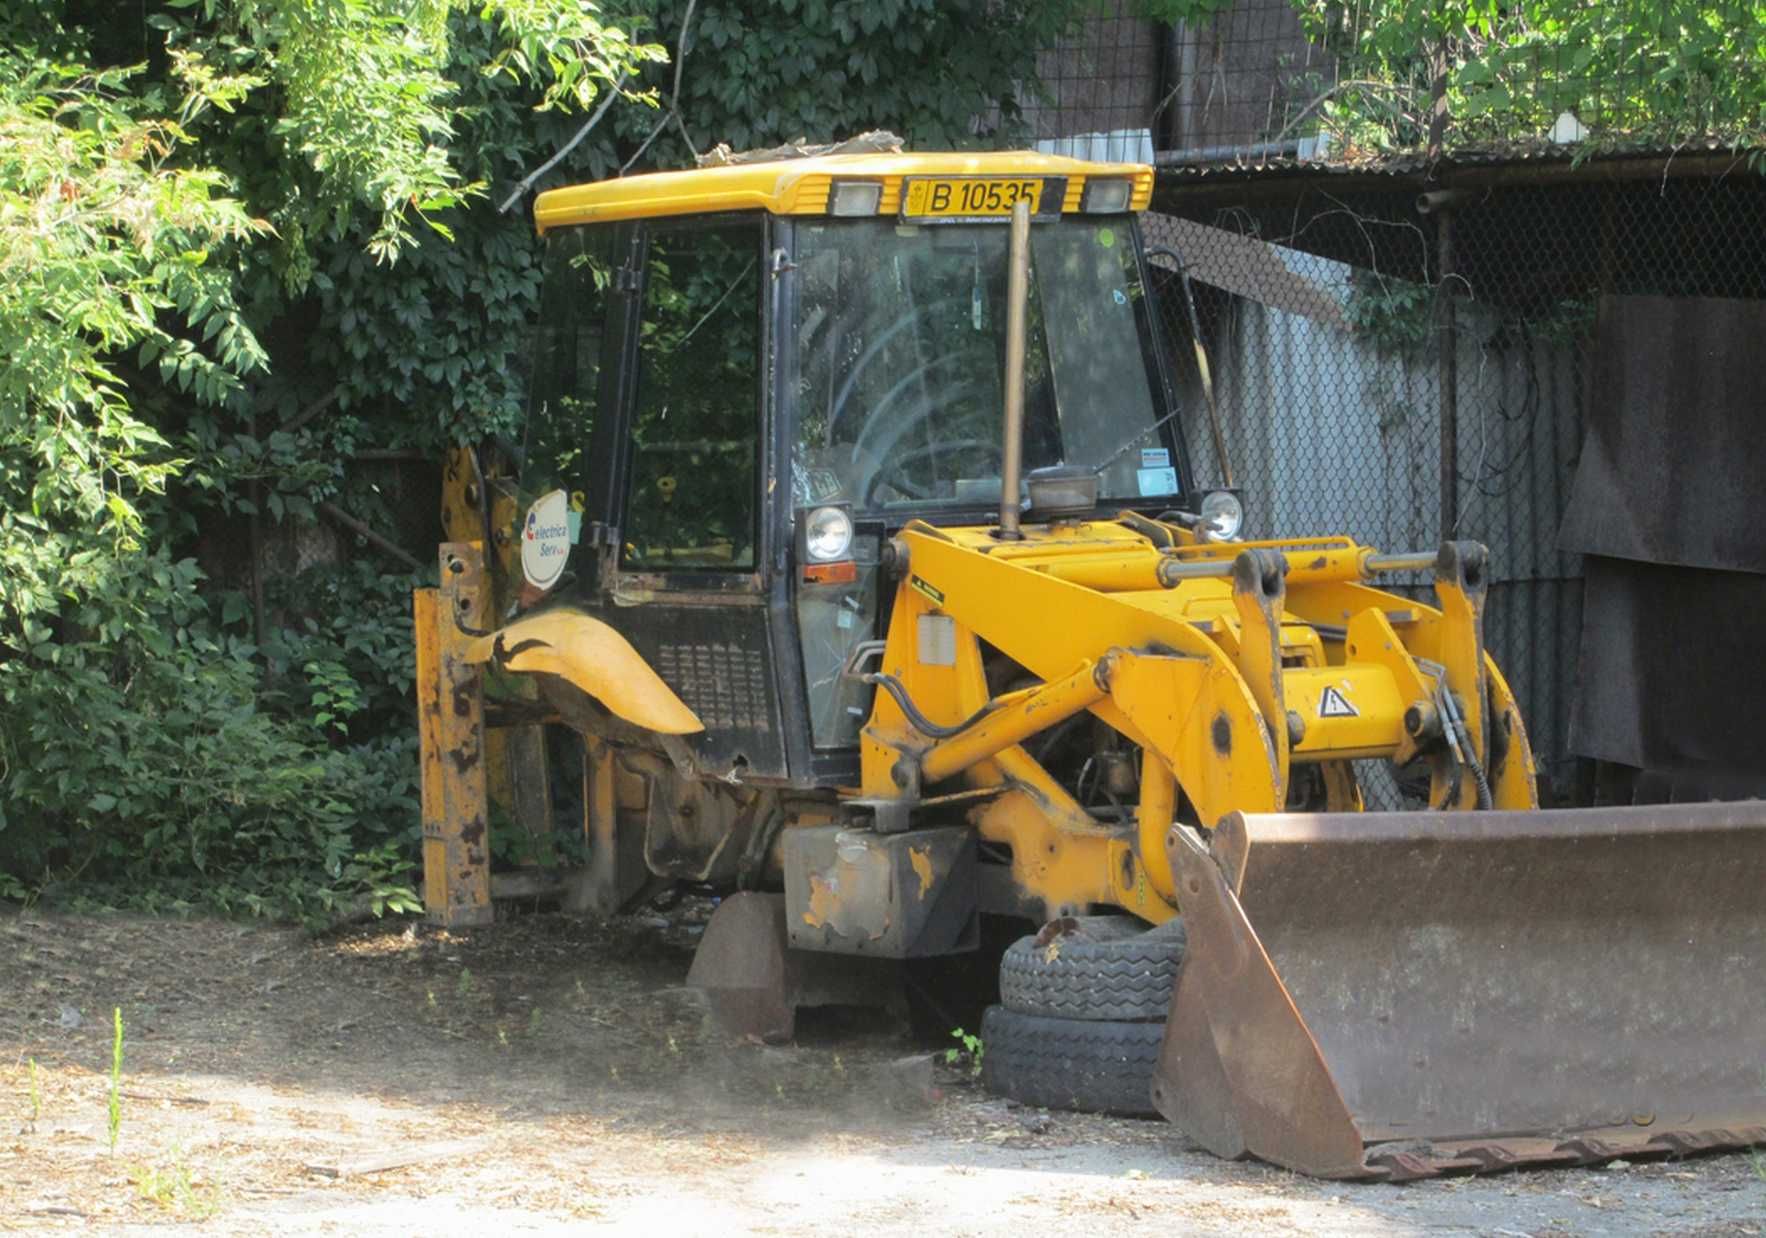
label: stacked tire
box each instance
[979,916,1184,1118]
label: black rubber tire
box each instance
[978,1004,1163,1118]
[998,915,1186,1022]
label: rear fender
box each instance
[464,607,703,735]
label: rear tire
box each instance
[979,1004,1163,1117]
[998,915,1185,1022]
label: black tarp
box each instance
[1561,295,1766,782]
[1558,296,1766,574]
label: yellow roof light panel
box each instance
[532,150,1153,232]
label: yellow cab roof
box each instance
[532,150,1154,232]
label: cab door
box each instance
[601,211,789,779]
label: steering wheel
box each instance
[863,438,1003,507]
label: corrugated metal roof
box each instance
[1155,139,1751,182]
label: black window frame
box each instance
[609,211,774,594]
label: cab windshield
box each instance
[789,217,1177,515]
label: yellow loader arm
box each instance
[857,518,1534,921]
[464,606,703,735]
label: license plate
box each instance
[901,177,1051,220]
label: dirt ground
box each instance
[1,908,1760,1236]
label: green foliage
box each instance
[131,1150,221,1219]
[945,1025,984,1076]
[0,56,266,547]
[1292,1,1766,153]
[0,55,373,918]
[108,1007,124,1153]
[633,0,1087,155]
[1344,271,1434,356]
[149,0,664,261]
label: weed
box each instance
[496,1025,509,1048]
[425,988,436,1009]
[131,1148,220,1219]
[456,968,474,999]
[944,1026,984,1076]
[107,1008,124,1153]
[1751,1146,1765,1182]
[26,1058,40,1124]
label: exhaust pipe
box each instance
[998,198,1030,540]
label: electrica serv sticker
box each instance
[521,489,572,590]
[1137,467,1179,496]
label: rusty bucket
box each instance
[1153,803,1766,1180]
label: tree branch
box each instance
[498,72,630,214]
[317,501,424,572]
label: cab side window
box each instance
[524,225,617,503]
[621,216,763,571]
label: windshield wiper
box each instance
[1086,407,1183,477]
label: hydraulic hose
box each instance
[864,672,1001,740]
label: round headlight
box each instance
[804,506,854,562]
[1198,490,1244,542]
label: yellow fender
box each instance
[463,607,703,735]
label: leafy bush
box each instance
[0,547,420,920]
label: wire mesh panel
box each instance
[1133,168,1766,801]
[1007,3,1766,803]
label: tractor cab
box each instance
[495,152,1226,788]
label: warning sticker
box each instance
[1318,685,1358,718]
[909,574,946,608]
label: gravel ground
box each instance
[1,909,1760,1235]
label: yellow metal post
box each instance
[416,542,494,927]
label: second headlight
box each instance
[1198,490,1244,542]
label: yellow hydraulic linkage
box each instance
[857,521,1537,924]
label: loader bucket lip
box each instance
[1219,799,1766,846]
[1156,801,1766,1180]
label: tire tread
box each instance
[979,1005,1162,1117]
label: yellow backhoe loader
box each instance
[416,147,1766,1180]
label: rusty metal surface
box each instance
[687,892,904,1043]
[783,826,977,958]
[414,544,494,929]
[687,893,797,1042]
[1155,802,1766,1178]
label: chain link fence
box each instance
[1125,165,1766,804]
